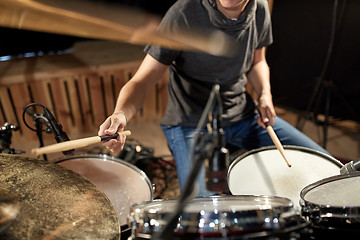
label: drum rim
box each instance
[300,172,360,208]
[54,153,154,200]
[131,195,294,211]
[227,145,343,177]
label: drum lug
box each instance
[301,205,320,219]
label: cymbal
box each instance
[0,185,20,233]
[0,0,231,56]
[0,153,120,240]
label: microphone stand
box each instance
[153,84,221,240]
[34,117,47,161]
[207,85,229,192]
[23,104,51,160]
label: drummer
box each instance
[98,0,330,197]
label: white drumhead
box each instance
[56,154,153,226]
[227,146,342,208]
[302,174,360,207]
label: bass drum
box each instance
[300,172,360,239]
[128,195,310,239]
[227,146,342,209]
[55,154,153,236]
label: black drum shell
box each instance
[300,172,360,239]
[129,195,311,239]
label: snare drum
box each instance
[129,195,310,239]
[227,146,342,208]
[55,154,153,232]
[300,172,360,239]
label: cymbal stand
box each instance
[0,122,23,154]
[296,0,359,149]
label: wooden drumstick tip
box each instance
[31,148,41,156]
[118,130,131,136]
[285,159,292,168]
[265,122,291,168]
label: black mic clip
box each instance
[24,107,51,134]
[43,108,70,143]
[42,107,74,155]
[340,158,360,174]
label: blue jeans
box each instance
[161,115,330,196]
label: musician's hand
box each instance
[98,112,127,153]
[256,93,276,128]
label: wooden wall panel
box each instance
[65,76,83,133]
[7,83,33,139]
[86,73,106,128]
[49,78,73,134]
[76,74,93,131]
[0,41,169,156]
[0,86,17,126]
[102,71,116,118]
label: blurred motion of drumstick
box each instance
[0,0,233,56]
[265,123,291,167]
[31,130,131,156]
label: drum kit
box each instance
[2,144,360,239]
[2,104,359,240]
[1,0,360,239]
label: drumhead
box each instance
[55,154,153,226]
[301,172,360,207]
[227,146,342,208]
[300,172,360,234]
[129,195,301,238]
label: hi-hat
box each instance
[0,153,120,239]
[0,0,232,56]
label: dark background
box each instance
[267,0,360,122]
[0,0,176,57]
[1,0,359,121]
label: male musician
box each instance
[98,0,329,196]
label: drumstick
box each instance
[31,130,131,156]
[265,123,291,167]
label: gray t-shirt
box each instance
[145,0,273,127]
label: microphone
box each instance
[205,85,229,192]
[340,158,360,174]
[206,143,229,192]
[42,107,74,154]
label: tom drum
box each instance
[55,154,153,233]
[300,172,360,239]
[227,146,342,208]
